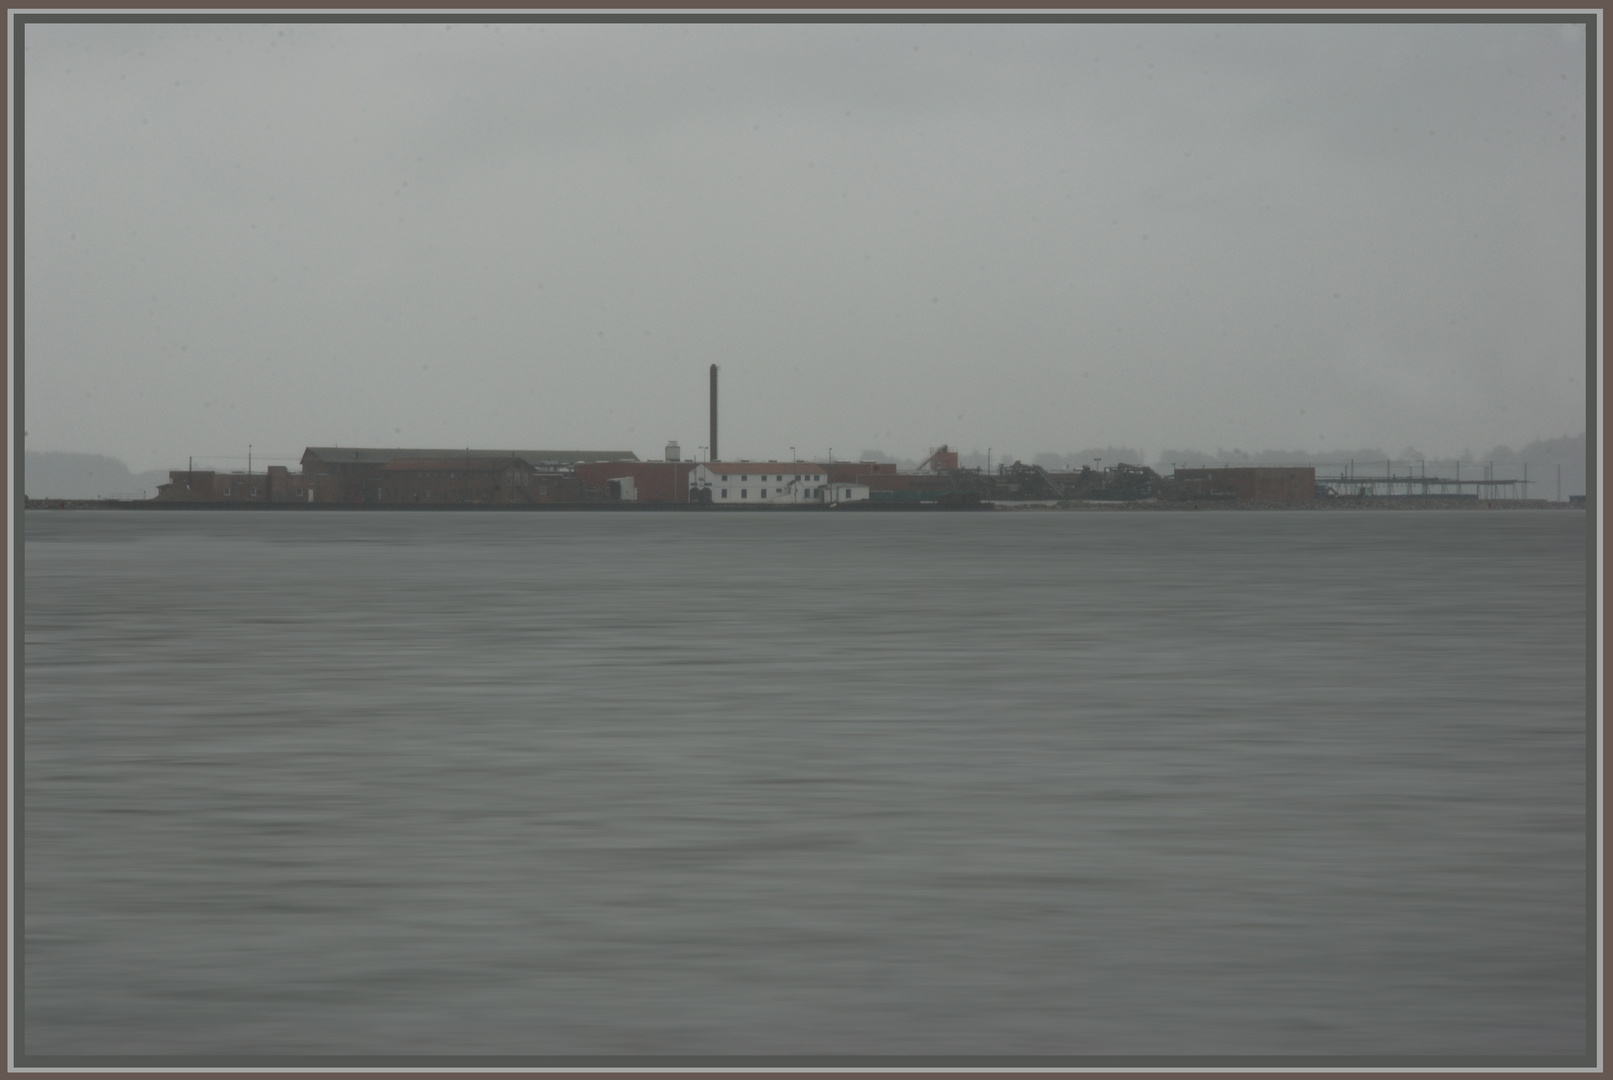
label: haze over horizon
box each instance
[21,20,1590,474]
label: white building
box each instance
[688,463,869,505]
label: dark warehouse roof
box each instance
[302,447,639,467]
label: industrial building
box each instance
[156,447,635,505]
[154,441,1322,509]
[1166,467,1316,503]
[687,463,869,505]
[149,375,1320,509]
[154,449,1323,508]
[573,446,696,504]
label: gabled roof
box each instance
[303,447,638,467]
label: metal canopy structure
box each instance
[1316,461,1526,498]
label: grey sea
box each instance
[20,509,1590,1063]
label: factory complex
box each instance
[153,443,1319,508]
[151,365,1323,509]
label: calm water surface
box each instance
[22,510,1588,1059]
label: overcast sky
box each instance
[21,18,1588,472]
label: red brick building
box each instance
[156,447,633,505]
[156,466,320,503]
[372,458,583,504]
[1170,467,1316,502]
[573,460,698,503]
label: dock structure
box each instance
[1316,460,1528,499]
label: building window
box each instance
[722,475,728,481]
[721,489,728,498]
[741,489,747,498]
[223,486,231,496]
[761,489,767,498]
[296,488,303,497]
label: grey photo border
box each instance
[6,6,1601,1074]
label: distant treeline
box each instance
[861,446,1149,473]
[863,433,1587,499]
[1154,434,1585,469]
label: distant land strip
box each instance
[24,497,1579,512]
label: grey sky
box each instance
[22,19,1588,472]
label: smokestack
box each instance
[709,364,718,462]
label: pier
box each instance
[1314,460,1532,499]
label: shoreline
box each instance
[1004,497,1580,511]
[22,497,1583,512]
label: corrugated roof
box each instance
[303,447,638,466]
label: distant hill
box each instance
[23,452,170,500]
